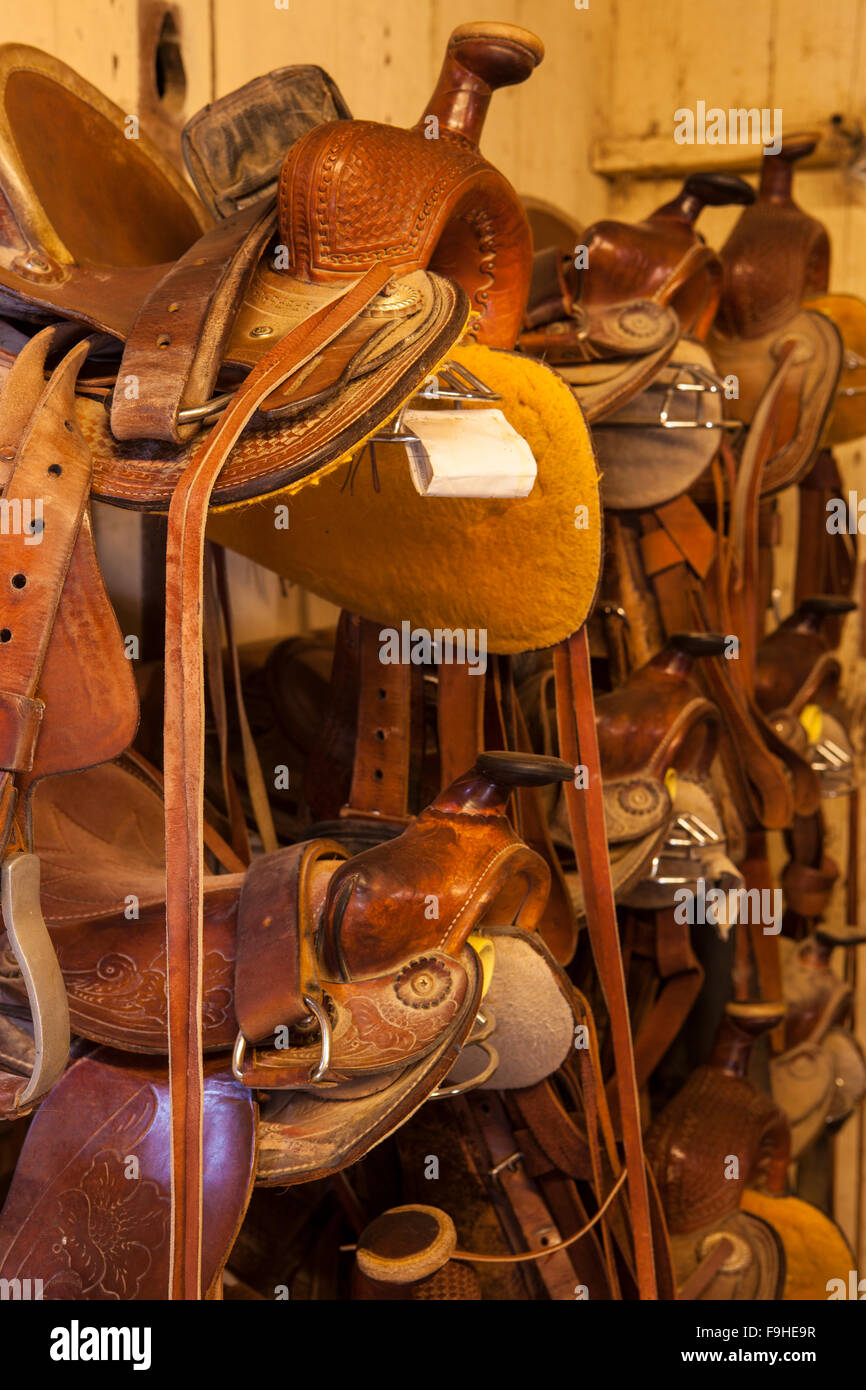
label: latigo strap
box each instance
[164,262,392,1301]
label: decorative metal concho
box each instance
[394,957,453,1010]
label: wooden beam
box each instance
[591,120,862,179]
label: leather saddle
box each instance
[0,744,589,1290]
[518,178,753,506]
[770,929,866,1157]
[646,999,856,1299]
[706,137,843,496]
[754,596,856,795]
[521,633,741,914]
[645,1001,790,1298]
[0,28,547,504]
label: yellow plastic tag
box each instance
[467,934,495,997]
[664,767,678,800]
[799,703,823,745]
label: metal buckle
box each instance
[489,1150,524,1180]
[231,994,332,1085]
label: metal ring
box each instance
[303,994,332,1083]
[428,1039,499,1099]
[231,993,332,1086]
[231,1030,246,1084]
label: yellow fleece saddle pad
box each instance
[208,344,601,655]
[805,294,866,445]
[741,1190,854,1300]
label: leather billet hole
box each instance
[63,420,74,432]
[157,334,171,349]
[374,768,384,780]
[48,463,62,476]
[0,629,11,643]
[11,574,26,589]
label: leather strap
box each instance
[213,545,279,853]
[344,617,413,823]
[202,545,251,863]
[466,1090,577,1299]
[235,840,340,1042]
[164,261,392,1301]
[553,629,658,1299]
[0,336,92,781]
[625,908,705,1092]
[641,497,716,582]
[437,663,484,790]
[112,201,276,444]
[0,333,95,1120]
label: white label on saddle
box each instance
[403,408,537,498]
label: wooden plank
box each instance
[211,0,434,120]
[592,124,858,178]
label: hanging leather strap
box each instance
[437,662,484,790]
[202,545,251,863]
[213,545,279,853]
[343,617,414,824]
[553,628,658,1299]
[0,336,92,782]
[163,262,392,1301]
[620,908,705,1094]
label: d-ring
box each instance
[231,994,333,1085]
[429,1039,499,1099]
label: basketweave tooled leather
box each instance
[713,138,830,341]
[645,1010,790,1236]
[276,119,531,351]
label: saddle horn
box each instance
[758,133,819,201]
[322,753,571,976]
[650,172,755,227]
[789,594,857,632]
[416,22,544,146]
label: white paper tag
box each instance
[402,407,537,498]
